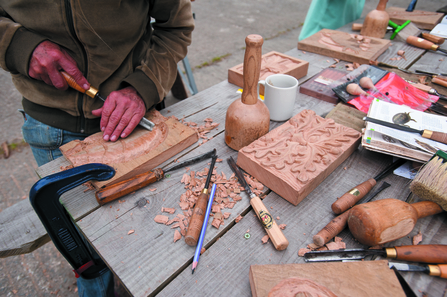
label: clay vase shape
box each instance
[225,34,270,151]
[360,0,389,38]
[347,198,443,246]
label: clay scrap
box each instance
[298,29,391,65]
[60,109,199,188]
[237,110,361,206]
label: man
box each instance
[0,1,194,295]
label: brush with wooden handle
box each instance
[331,158,405,215]
[227,157,288,251]
[61,71,155,131]
[406,36,447,55]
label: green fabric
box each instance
[299,0,365,41]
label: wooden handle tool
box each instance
[227,157,288,250]
[95,149,216,205]
[313,181,390,247]
[406,36,447,55]
[331,158,405,214]
[421,33,444,45]
[348,199,443,246]
[185,153,218,246]
[391,262,447,278]
[61,71,155,131]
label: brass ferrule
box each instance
[422,130,433,139]
[385,247,397,258]
[428,265,441,276]
[85,87,99,99]
[431,44,439,51]
[202,188,209,195]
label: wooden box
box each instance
[237,110,361,206]
[228,51,309,94]
[60,110,198,188]
[298,29,391,65]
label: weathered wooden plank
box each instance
[158,148,447,296]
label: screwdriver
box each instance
[61,71,155,131]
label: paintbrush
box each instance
[410,150,447,212]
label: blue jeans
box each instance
[22,113,114,297]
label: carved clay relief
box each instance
[268,277,338,297]
[64,110,169,166]
[241,110,360,186]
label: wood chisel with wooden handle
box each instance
[406,36,447,55]
[364,116,447,145]
[95,149,216,205]
[227,156,288,251]
[389,262,447,279]
[185,152,218,246]
[331,158,405,215]
[61,71,155,131]
[304,244,447,264]
[313,181,390,247]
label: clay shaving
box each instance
[299,237,346,257]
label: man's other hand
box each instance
[29,40,89,91]
[92,86,146,142]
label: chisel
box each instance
[364,117,447,145]
[406,36,447,55]
[185,152,218,246]
[95,149,216,205]
[304,244,447,264]
[61,71,155,131]
[331,158,405,214]
[227,157,288,251]
[389,262,447,279]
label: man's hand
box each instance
[29,40,89,91]
[92,86,146,142]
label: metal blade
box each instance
[389,262,429,273]
[227,156,253,197]
[391,267,418,297]
[164,149,216,173]
[303,248,386,262]
[363,117,423,134]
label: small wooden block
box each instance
[60,110,198,188]
[299,68,347,104]
[237,110,361,206]
[298,29,391,65]
[228,51,309,94]
[386,7,444,30]
[249,261,405,297]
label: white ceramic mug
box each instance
[257,74,298,121]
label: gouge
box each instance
[304,245,447,264]
[389,262,447,279]
[331,158,405,215]
[185,152,218,246]
[406,36,447,55]
[95,149,216,205]
[227,156,289,251]
[364,116,447,145]
[61,71,155,131]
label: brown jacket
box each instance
[0,0,194,134]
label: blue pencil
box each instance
[192,183,217,274]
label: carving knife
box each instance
[95,149,216,205]
[363,116,447,145]
[227,156,289,251]
[389,262,447,279]
[304,244,447,264]
[61,71,155,131]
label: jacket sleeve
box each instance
[0,7,47,75]
[122,0,195,110]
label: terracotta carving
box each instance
[268,277,338,297]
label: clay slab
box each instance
[237,110,361,206]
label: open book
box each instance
[362,99,447,162]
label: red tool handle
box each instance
[389,245,447,264]
[432,77,447,88]
[313,211,350,247]
[331,178,376,214]
[95,169,163,205]
[185,190,209,246]
[406,36,439,51]
[428,264,447,278]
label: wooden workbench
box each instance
[2,19,447,297]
